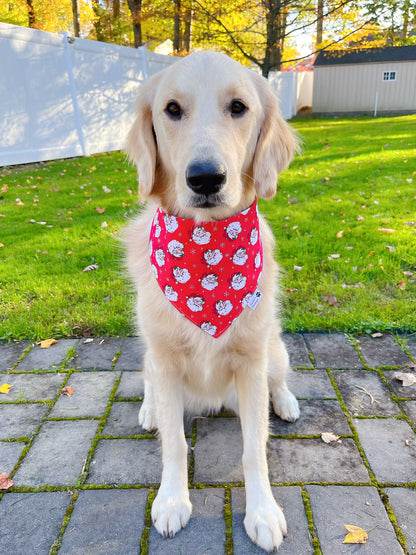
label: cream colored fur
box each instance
[124,51,300,553]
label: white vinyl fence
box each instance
[0,22,177,166]
[0,22,312,167]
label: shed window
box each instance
[382,71,397,81]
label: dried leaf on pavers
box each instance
[39,338,58,349]
[321,432,341,443]
[0,472,14,490]
[393,372,416,387]
[0,383,13,394]
[407,362,416,371]
[343,524,368,544]
[61,386,76,397]
[371,332,383,338]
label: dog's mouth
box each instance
[187,193,225,210]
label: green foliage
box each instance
[0,115,415,340]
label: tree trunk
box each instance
[182,2,193,51]
[72,0,81,37]
[26,0,36,28]
[401,0,410,39]
[316,0,324,46]
[173,0,181,52]
[113,0,121,43]
[263,0,283,76]
[127,0,143,48]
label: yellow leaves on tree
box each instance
[343,524,368,544]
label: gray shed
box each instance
[312,45,416,115]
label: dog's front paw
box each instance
[152,490,192,539]
[138,401,157,431]
[272,389,300,423]
[244,500,287,553]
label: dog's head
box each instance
[127,51,298,219]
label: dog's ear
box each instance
[252,74,299,199]
[127,73,161,199]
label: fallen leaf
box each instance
[393,372,416,387]
[371,332,383,338]
[0,383,13,394]
[397,280,406,290]
[39,338,57,349]
[379,228,395,234]
[293,265,303,271]
[0,472,14,490]
[323,296,339,306]
[61,386,76,397]
[0,243,4,248]
[321,432,340,443]
[366,251,376,258]
[343,525,368,544]
[95,207,106,214]
[403,221,415,226]
[336,230,344,238]
[328,254,340,260]
[385,245,395,252]
[288,198,298,204]
[102,186,111,193]
[82,263,99,272]
[357,215,365,221]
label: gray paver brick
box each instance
[304,333,363,369]
[385,487,416,552]
[0,340,31,371]
[114,337,145,371]
[148,489,225,554]
[193,417,243,484]
[0,492,70,555]
[87,438,163,485]
[357,335,411,367]
[70,337,124,370]
[0,373,66,401]
[115,371,145,399]
[232,486,313,554]
[282,333,312,367]
[0,404,48,439]
[270,400,351,436]
[402,400,416,424]
[49,371,119,418]
[15,339,79,371]
[268,438,370,483]
[287,369,337,399]
[102,401,144,436]
[307,485,404,555]
[353,418,416,483]
[0,441,25,473]
[14,420,99,486]
[333,369,401,416]
[60,489,148,555]
[383,370,416,399]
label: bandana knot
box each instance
[149,199,263,338]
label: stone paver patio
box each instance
[0,332,415,554]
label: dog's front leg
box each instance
[150,358,191,539]
[235,364,287,553]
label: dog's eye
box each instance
[230,100,247,116]
[165,102,182,119]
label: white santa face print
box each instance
[155,249,166,267]
[204,249,223,266]
[173,266,191,284]
[168,240,185,258]
[201,273,219,290]
[187,296,205,312]
[233,247,248,266]
[226,221,242,240]
[164,214,178,233]
[250,227,259,245]
[231,272,247,291]
[192,226,211,245]
[216,299,233,316]
[164,285,178,301]
[201,322,217,336]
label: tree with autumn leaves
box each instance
[1,0,415,75]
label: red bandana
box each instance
[149,199,263,338]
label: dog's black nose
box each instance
[186,160,226,196]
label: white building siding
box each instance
[313,60,416,113]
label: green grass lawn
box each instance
[1,115,415,340]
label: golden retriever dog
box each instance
[125,51,300,553]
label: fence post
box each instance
[138,45,149,82]
[62,31,86,155]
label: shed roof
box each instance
[314,45,416,66]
